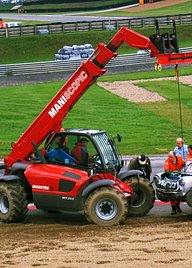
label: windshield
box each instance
[92,132,121,168]
[185,160,192,173]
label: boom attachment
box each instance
[4,24,192,168]
[150,19,179,54]
[150,20,192,66]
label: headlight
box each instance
[154,178,160,187]
[154,175,159,181]
[179,178,185,186]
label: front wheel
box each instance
[84,187,128,226]
[0,181,28,223]
[123,177,155,217]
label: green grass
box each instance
[98,66,192,82]
[1,0,191,16]
[1,66,192,157]
[1,3,192,25]
[0,24,191,64]
[137,79,192,151]
[0,30,134,64]
[0,4,12,11]
[24,0,129,11]
[0,0,130,13]
[1,18,50,25]
[96,1,192,17]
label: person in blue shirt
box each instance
[46,135,76,164]
[173,137,188,160]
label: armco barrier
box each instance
[0,14,191,38]
[0,47,191,79]
[0,53,155,77]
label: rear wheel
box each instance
[0,181,28,223]
[123,177,155,217]
[84,187,128,226]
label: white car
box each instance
[154,161,192,208]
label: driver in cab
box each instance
[71,138,90,166]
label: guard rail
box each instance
[0,47,191,77]
[0,13,191,38]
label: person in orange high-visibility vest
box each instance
[164,151,185,214]
[0,20,5,28]
[186,145,192,161]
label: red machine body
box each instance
[1,22,192,225]
[4,27,161,168]
[4,26,192,168]
[24,162,132,211]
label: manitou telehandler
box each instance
[0,21,191,225]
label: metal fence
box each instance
[0,47,191,78]
[0,52,157,77]
[0,13,191,38]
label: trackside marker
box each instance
[28,204,36,210]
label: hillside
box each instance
[0,24,191,64]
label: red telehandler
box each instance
[0,21,192,225]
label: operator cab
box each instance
[44,128,122,173]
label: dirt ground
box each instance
[1,76,192,267]
[1,1,191,266]
[0,206,192,268]
[1,75,192,267]
[1,77,192,267]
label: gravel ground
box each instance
[98,75,192,103]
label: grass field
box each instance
[0,0,131,13]
[23,0,129,11]
[0,24,191,64]
[0,1,192,158]
[96,1,192,17]
[0,66,192,158]
[0,0,191,15]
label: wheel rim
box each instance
[0,193,9,214]
[95,198,118,221]
[132,188,145,208]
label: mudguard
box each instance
[11,162,29,174]
[0,175,20,182]
[82,179,115,197]
[118,169,143,181]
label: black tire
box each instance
[84,187,128,226]
[0,181,28,223]
[123,177,155,217]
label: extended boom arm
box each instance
[4,26,192,168]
